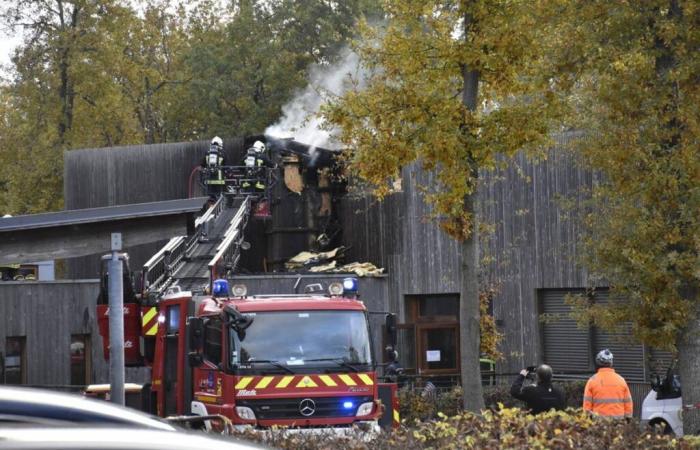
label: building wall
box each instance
[339,167,462,326]
[0,281,149,387]
[481,135,598,372]
[62,138,337,278]
[339,133,602,374]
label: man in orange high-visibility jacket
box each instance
[583,349,633,418]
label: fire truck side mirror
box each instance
[385,313,397,348]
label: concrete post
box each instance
[108,233,125,406]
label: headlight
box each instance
[328,282,344,296]
[356,401,374,417]
[232,284,247,297]
[236,406,256,420]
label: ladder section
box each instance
[141,195,251,299]
[208,196,251,287]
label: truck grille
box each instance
[237,396,373,420]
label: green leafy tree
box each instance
[543,0,700,433]
[112,0,193,143]
[324,0,559,411]
[184,0,380,138]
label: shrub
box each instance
[399,380,585,422]
[233,408,695,450]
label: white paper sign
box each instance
[426,350,441,362]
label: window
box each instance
[4,337,26,384]
[70,335,91,386]
[398,295,460,376]
[204,317,222,365]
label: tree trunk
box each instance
[144,76,155,144]
[460,192,484,412]
[677,290,700,435]
[459,5,484,412]
[58,50,73,144]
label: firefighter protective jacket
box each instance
[583,367,633,418]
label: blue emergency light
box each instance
[342,277,358,295]
[342,401,354,410]
[212,279,229,297]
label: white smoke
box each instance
[265,50,362,150]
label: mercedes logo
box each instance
[299,398,316,417]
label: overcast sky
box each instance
[0,31,22,68]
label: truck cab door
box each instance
[153,297,193,417]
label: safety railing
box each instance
[142,197,222,300]
[200,165,276,196]
[141,236,185,300]
[207,197,251,286]
[191,195,224,246]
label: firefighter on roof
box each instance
[241,140,274,192]
[203,136,225,199]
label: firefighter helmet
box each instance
[211,136,223,150]
[252,140,265,153]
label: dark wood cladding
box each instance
[63,139,247,209]
[339,167,462,338]
[339,133,599,373]
[0,281,149,386]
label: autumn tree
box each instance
[0,0,131,213]
[542,0,700,433]
[111,1,193,144]
[324,0,559,411]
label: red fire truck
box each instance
[96,162,399,430]
[150,279,395,431]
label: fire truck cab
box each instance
[148,279,389,431]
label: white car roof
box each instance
[0,386,175,431]
[0,427,261,450]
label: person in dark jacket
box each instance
[510,364,565,414]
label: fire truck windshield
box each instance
[230,310,372,370]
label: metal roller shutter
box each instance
[590,290,646,382]
[539,289,592,373]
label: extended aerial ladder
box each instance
[97,164,274,365]
[141,162,276,301]
[140,195,251,301]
